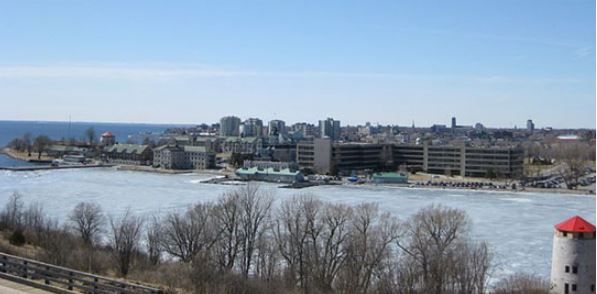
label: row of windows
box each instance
[564,283,595,293]
[562,231,597,239]
[564,265,578,274]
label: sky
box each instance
[0,1,595,128]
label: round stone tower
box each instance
[550,215,595,294]
[100,131,116,146]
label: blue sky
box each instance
[0,0,594,128]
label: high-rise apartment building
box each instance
[319,118,341,140]
[241,118,263,137]
[527,119,535,132]
[219,116,241,137]
[268,120,286,136]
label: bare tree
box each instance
[492,272,549,294]
[554,143,592,189]
[254,229,280,282]
[23,133,32,156]
[23,201,46,244]
[239,184,274,278]
[33,135,51,159]
[312,203,352,291]
[1,192,25,230]
[109,209,144,277]
[273,196,321,290]
[146,215,162,266]
[337,203,400,294]
[38,219,75,267]
[448,240,492,294]
[69,202,105,246]
[85,127,96,145]
[213,191,243,271]
[160,202,221,263]
[396,204,491,294]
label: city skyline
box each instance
[0,1,595,128]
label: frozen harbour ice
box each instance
[0,167,594,283]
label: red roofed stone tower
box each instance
[550,216,595,294]
[100,131,116,146]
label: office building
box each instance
[297,138,392,175]
[298,140,523,178]
[394,143,524,178]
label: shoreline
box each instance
[114,164,233,176]
[342,182,595,197]
[2,150,593,197]
[405,182,595,196]
[0,148,54,162]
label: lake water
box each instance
[0,120,190,147]
[0,167,594,283]
[0,154,41,167]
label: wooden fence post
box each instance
[1,255,6,273]
[44,266,50,285]
[68,271,74,290]
[22,260,27,279]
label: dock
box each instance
[279,182,320,189]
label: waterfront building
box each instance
[298,140,523,177]
[235,166,304,183]
[183,146,216,169]
[297,138,392,175]
[394,143,524,178]
[220,116,241,137]
[319,118,341,140]
[103,144,153,165]
[152,145,185,169]
[268,120,286,136]
[243,160,298,171]
[99,131,116,146]
[550,216,595,294]
[371,172,409,184]
[153,145,216,169]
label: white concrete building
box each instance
[550,216,595,294]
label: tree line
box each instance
[7,133,52,159]
[0,186,548,294]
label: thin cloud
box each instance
[573,47,594,59]
[0,64,585,84]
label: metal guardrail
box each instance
[0,252,162,294]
